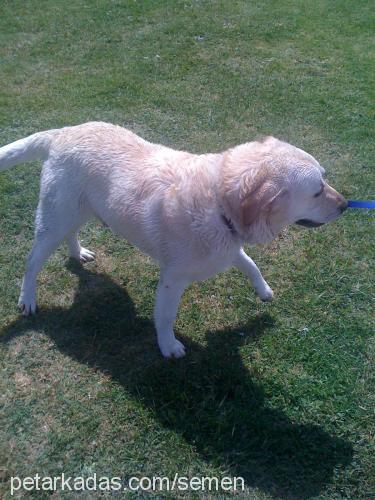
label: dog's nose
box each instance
[339,198,348,213]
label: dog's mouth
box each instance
[295,219,325,228]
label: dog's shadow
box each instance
[1,261,352,498]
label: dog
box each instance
[0,122,347,357]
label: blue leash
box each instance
[348,200,375,209]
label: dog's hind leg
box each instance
[18,228,65,315]
[18,165,91,315]
[66,230,96,263]
[19,224,91,315]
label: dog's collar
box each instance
[221,211,237,235]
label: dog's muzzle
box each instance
[295,200,348,228]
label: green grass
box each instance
[0,0,374,498]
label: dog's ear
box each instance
[241,179,289,227]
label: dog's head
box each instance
[221,137,347,243]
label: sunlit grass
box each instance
[0,1,374,498]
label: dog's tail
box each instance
[0,129,57,171]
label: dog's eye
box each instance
[314,185,324,197]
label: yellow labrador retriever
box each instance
[0,122,347,357]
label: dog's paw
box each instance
[160,338,186,359]
[18,295,37,316]
[78,247,96,263]
[257,284,274,302]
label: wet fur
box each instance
[0,122,346,357]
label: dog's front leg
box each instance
[154,271,189,358]
[234,248,274,302]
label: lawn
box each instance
[0,0,374,498]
